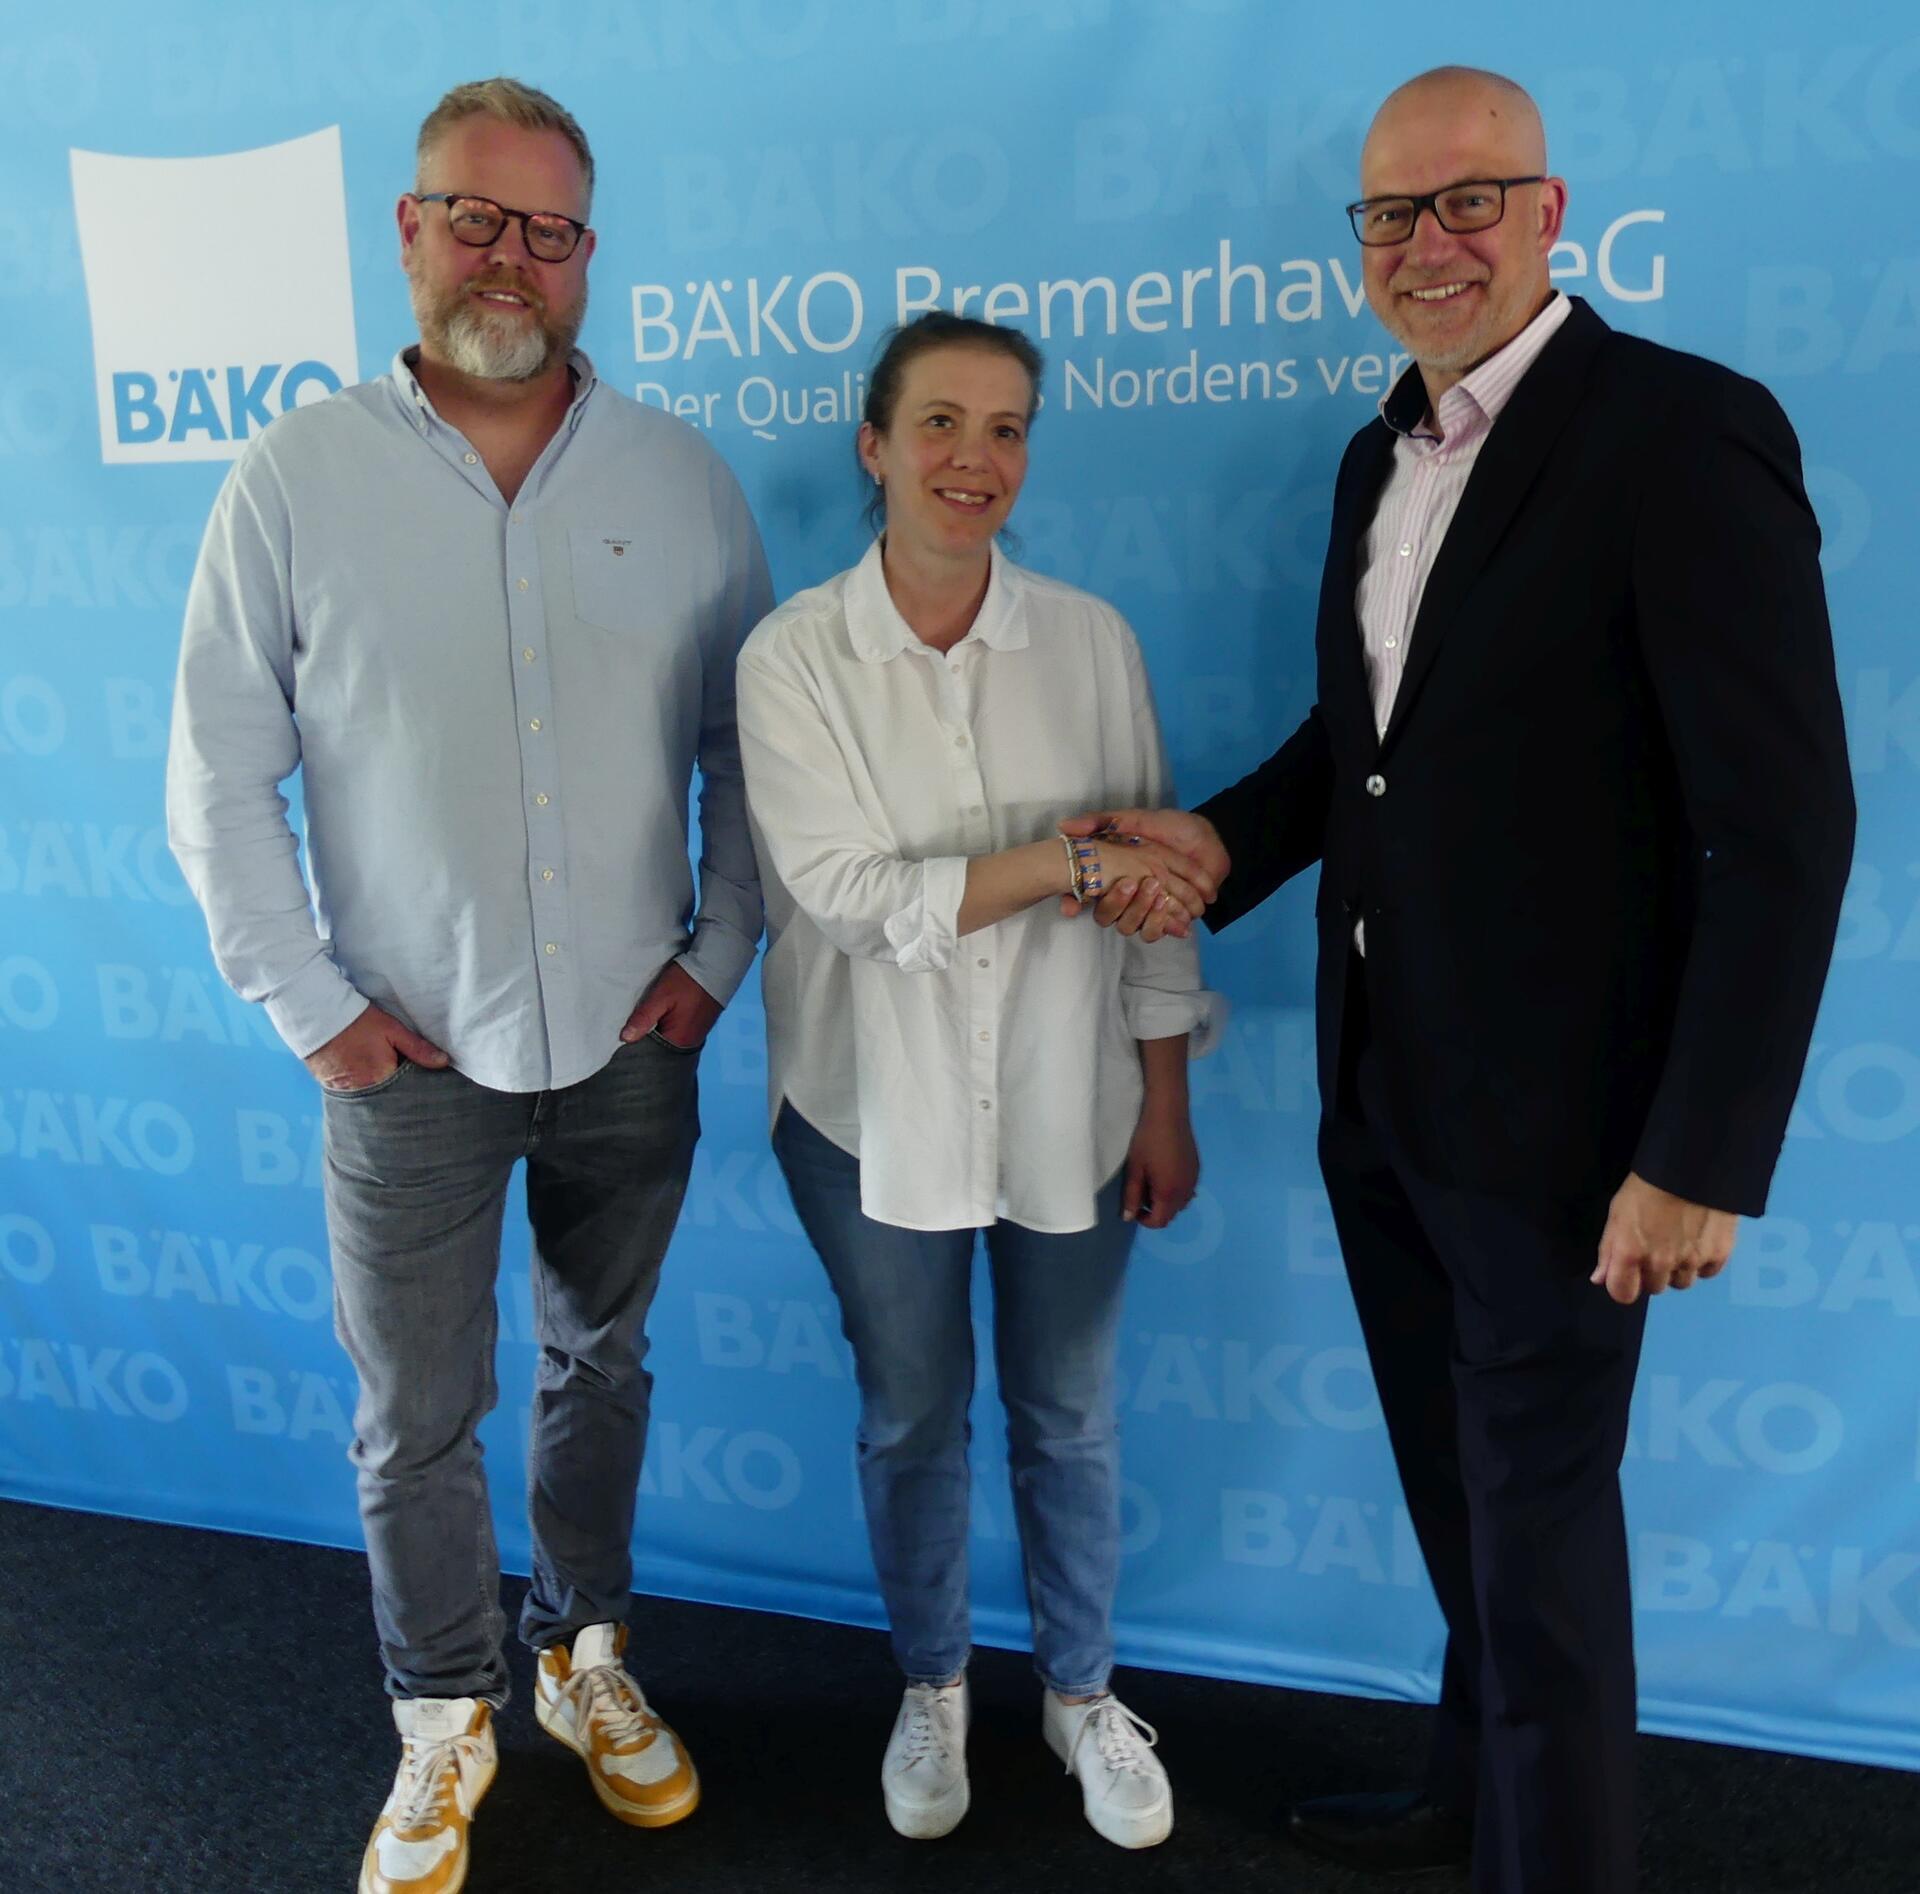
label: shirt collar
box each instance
[1378,289,1570,440]
[390,346,599,432]
[843,536,1030,664]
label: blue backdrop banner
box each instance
[2,0,1916,1773]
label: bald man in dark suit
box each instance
[1065,66,1854,1894]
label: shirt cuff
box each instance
[1122,984,1228,1057]
[262,956,369,1059]
[679,920,759,1007]
[883,856,967,974]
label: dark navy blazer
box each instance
[1198,296,1855,1216]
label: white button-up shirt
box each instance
[167,350,770,1092]
[737,541,1219,1233]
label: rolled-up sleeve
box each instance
[679,462,775,1004]
[737,649,967,971]
[1114,623,1225,1055]
[1121,958,1222,1052]
[165,449,365,1057]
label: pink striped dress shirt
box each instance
[1355,290,1573,738]
[1349,290,1571,955]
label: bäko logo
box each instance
[70,128,358,466]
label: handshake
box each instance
[1056,808,1231,942]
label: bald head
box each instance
[1364,67,1547,181]
[1353,66,1566,399]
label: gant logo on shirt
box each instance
[69,128,359,466]
[602,538,632,556]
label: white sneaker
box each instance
[358,1696,496,1894]
[881,1679,970,1838]
[1042,1691,1172,1850]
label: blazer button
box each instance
[1364,773,1386,798]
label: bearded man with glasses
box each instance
[1063,64,1854,1894]
[167,77,771,1894]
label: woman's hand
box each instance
[1061,809,1229,941]
[953,829,1206,942]
[1123,1095,1200,1228]
[1079,834,1207,939]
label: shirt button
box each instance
[1365,774,1387,798]
[1385,637,1399,650]
[953,731,968,747]
[517,577,529,591]
[1397,543,1411,557]
[535,793,550,806]
[968,804,982,816]
[978,1030,991,1043]
[463,452,477,465]
[522,647,536,662]
[541,868,554,881]
[976,957,990,969]
[529,718,541,731]
[544,942,558,955]
[978,1098,992,1111]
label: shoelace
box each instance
[898,1687,961,1766]
[391,1732,488,1832]
[557,1660,657,1750]
[1062,1698,1160,1779]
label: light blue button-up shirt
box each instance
[167,350,771,1093]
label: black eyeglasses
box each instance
[1345,176,1545,246]
[415,192,588,262]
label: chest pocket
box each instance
[569,525,673,633]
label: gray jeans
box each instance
[322,1034,700,1704]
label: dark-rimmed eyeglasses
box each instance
[1345,176,1545,246]
[414,192,588,262]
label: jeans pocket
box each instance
[646,1027,702,1056]
[323,1057,411,1100]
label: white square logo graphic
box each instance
[71,127,359,466]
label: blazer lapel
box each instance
[1325,422,1396,739]
[1379,296,1611,754]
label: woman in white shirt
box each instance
[736,313,1218,1853]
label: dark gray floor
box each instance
[1,1498,1911,1892]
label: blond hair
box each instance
[415,78,595,212]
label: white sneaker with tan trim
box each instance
[358,1696,496,1894]
[1043,1690,1173,1850]
[534,1622,700,1827]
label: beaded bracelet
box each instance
[1059,832,1080,899]
[1068,836,1104,902]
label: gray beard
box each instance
[440,302,555,381]
[409,272,586,383]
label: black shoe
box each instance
[1284,1789,1473,1878]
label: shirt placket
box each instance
[1381,456,1440,735]
[505,501,575,1072]
[386,362,602,1088]
[414,396,577,1070]
[498,405,589,1081]
[934,644,999,1218]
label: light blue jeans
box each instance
[773,1104,1136,1697]
[323,1034,700,1704]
